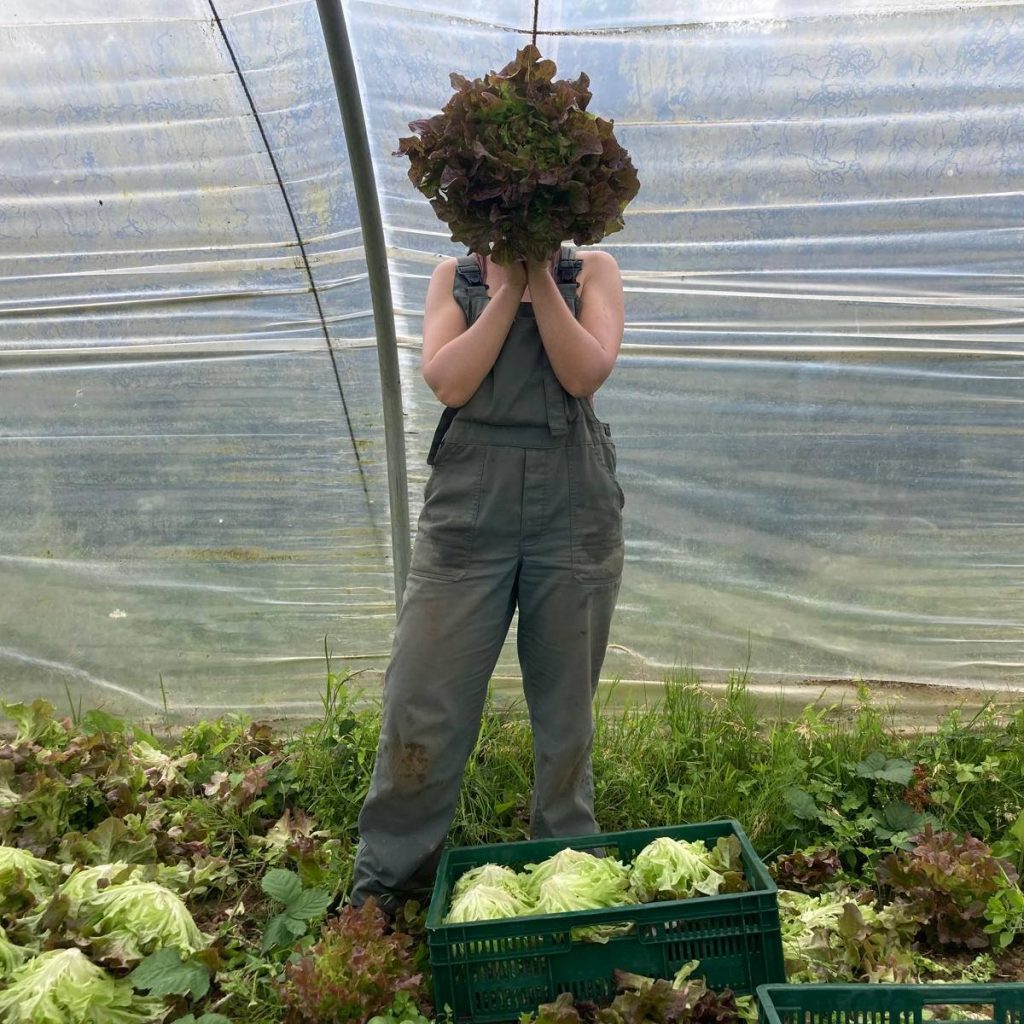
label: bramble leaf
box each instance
[129,947,210,999]
[784,787,818,821]
[855,753,914,786]
[261,867,303,905]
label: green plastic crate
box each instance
[757,984,1024,1024]
[426,819,785,1023]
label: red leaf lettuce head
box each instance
[394,43,641,265]
[875,824,1019,950]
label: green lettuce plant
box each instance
[629,836,746,902]
[78,879,209,966]
[0,947,165,1024]
[446,882,531,923]
[451,862,524,899]
[0,924,30,979]
[777,888,919,983]
[445,848,633,940]
[0,845,60,913]
[367,991,434,1024]
[521,848,630,901]
[395,43,640,264]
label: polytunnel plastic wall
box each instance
[1,0,1022,719]
[358,0,1024,701]
[0,0,394,717]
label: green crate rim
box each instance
[757,983,1024,1024]
[426,817,776,934]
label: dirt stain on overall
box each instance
[391,740,430,790]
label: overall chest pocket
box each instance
[410,442,487,582]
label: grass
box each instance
[287,661,1024,880]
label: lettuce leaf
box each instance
[778,887,918,983]
[0,699,68,748]
[60,862,146,910]
[876,824,1020,949]
[0,845,60,913]
[445,883,532,923]
[452,863,526,901]
[0,924,30,980]
[522,848,629,900]
[79,880,208,966]
[533,871,633,943]
[629,838,730,902]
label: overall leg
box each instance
[517,569,621,838]
[517,439,624,839]
[350,439,524,908]
[350,564,518,907]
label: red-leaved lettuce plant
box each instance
[278,900,428,1024]
[771,847,842,894]
[395,43,640,264]
[876,824,1020,949]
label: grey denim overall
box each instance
[349,245,625,910]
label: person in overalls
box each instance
[348,241,626,917]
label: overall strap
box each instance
[451,253,486,327]
[454,253,485,288]
[555,243,582,311]
[426,405,458,466]
[544,244,583,436]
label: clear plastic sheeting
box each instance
[0,0,393,717]
[1,0,1022,719]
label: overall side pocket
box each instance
[567,442,625,585]
[409,443,486,582]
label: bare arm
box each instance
[421,258,525,408]
[526,250,625,398]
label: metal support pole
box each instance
[314,0,411,610]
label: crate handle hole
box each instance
[921,1004,995,1024]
